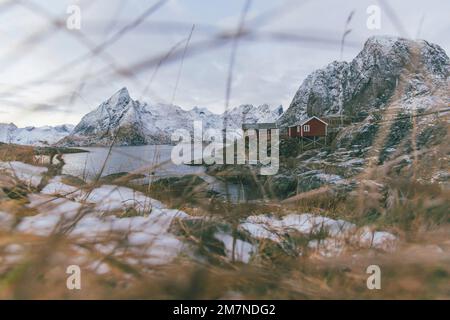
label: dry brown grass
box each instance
[1,224,448,299]
[0,143,36,164]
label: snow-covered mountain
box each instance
[223,104,283,128]
[278,36,449,126]
[59,87,283,146]
[0,123,74,146]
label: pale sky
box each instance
[0,0,449,127]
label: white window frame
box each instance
[303,124,310,132]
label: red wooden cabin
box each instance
[287,116,328,138]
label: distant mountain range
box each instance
[0,91,282,147]
[0,123,74,146]
[58,87,283,146]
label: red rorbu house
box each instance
[287,116,328,138]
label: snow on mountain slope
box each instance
[278,36,449,126]
[0,123,74,146]
[59,87,283,146]
[223,104,283,128]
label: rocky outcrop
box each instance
[278,36,449,126]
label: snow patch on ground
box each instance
[240,213,397,257]
[82,184,165,212]
[42,178,165,213]
[241,213,355,240]
[214,232,255,263]
[41,176,81,198]
[0,161,47,187]
[357,227,398,252]
[16,192,190,265]
[308,238,346,257]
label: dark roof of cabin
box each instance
[242,122,278,130]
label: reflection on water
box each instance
[61,145,262,203]
[62,145,204,180]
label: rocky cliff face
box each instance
[278,36,449,126]
[60,88,283,147]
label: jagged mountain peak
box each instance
[363,35,408,53]
[361,35,445,56]
[100,87,134,115]
[356,36,449,76]
[278,36,449,127]
[107,87,130,103]
[63,87,146,146]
